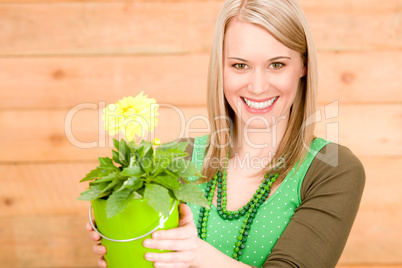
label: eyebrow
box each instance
[227,56,291,62]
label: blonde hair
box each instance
[202,0,317,182]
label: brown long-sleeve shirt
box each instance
[258,143,365,267]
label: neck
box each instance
[231,116,288,166]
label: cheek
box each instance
[223,70,248,97]
[275,72,300,97]
[224,79,237,96]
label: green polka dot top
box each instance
[188,135,330,267]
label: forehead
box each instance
[223,19,296,58]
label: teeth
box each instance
[243,97,277,110]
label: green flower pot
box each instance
[90,198,179,268]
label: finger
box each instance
[85,221,94,231]
[178,204,194,226]
[89,230,101,241]
[152,224,197,240]
[145,251,196,263]
[97,256,107,268]
[143,238,196,251]
[152,205,196,240]
[93,244,107,255]
[153,262,189,268]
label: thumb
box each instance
[178,203,194,226]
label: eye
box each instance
[270,62,284,70]
[233,63,249,70]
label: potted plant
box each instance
[78,93,209,268]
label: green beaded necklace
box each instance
[197,153,279,261]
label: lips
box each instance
[242,96,278,110]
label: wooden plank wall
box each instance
[0,0,401,267]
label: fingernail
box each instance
[152,232,160,239]
[145,253,154,261]
[143,239,151,247]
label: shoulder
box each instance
[301,142,366,200]
[266,143,365,267]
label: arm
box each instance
[144,203,254,268]
[262,144,365,268]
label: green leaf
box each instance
[152,175,180,190]
[155,149,187,166]
[173,183,209,208]
[153,149,187,176]
[90,172,118,184]
[135,141,152,160]
[112,180,124,191]
[169,159,203,179]
[153,155,171,176]
[113,139,131,166]
[98,157,120,173]
[100,178,121,194]
[112,150,124,166]
[99,157,114,167]
[117,176,144,192]
[106,188,134,218]
[144,183,171,216]
[77,188,100,201]
[158,141,188,152]
[112,138,121,151]
[140,157,154,175]
[120,165,143,177]
[138,142,154,174]
[80,168,104,182]
[77,183,108,201]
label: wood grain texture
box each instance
[0,215,97,267]
[313,104,402,157]
[0,2,222,56]
[0,54,209,109]
[338,157,402,264]
[340,209,402,264]
[316,51,402,104]
[0,1,400,56]
[0,163,97,217]
[0,51,400,109]
[302,0,402,50]
[0,105,400,163]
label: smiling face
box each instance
[223,18,306,131]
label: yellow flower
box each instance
[102,92,159,141]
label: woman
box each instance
[87,0,365,267]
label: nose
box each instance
[247,69,268,94]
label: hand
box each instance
[85,219,107,268]
[143,203,200,268]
